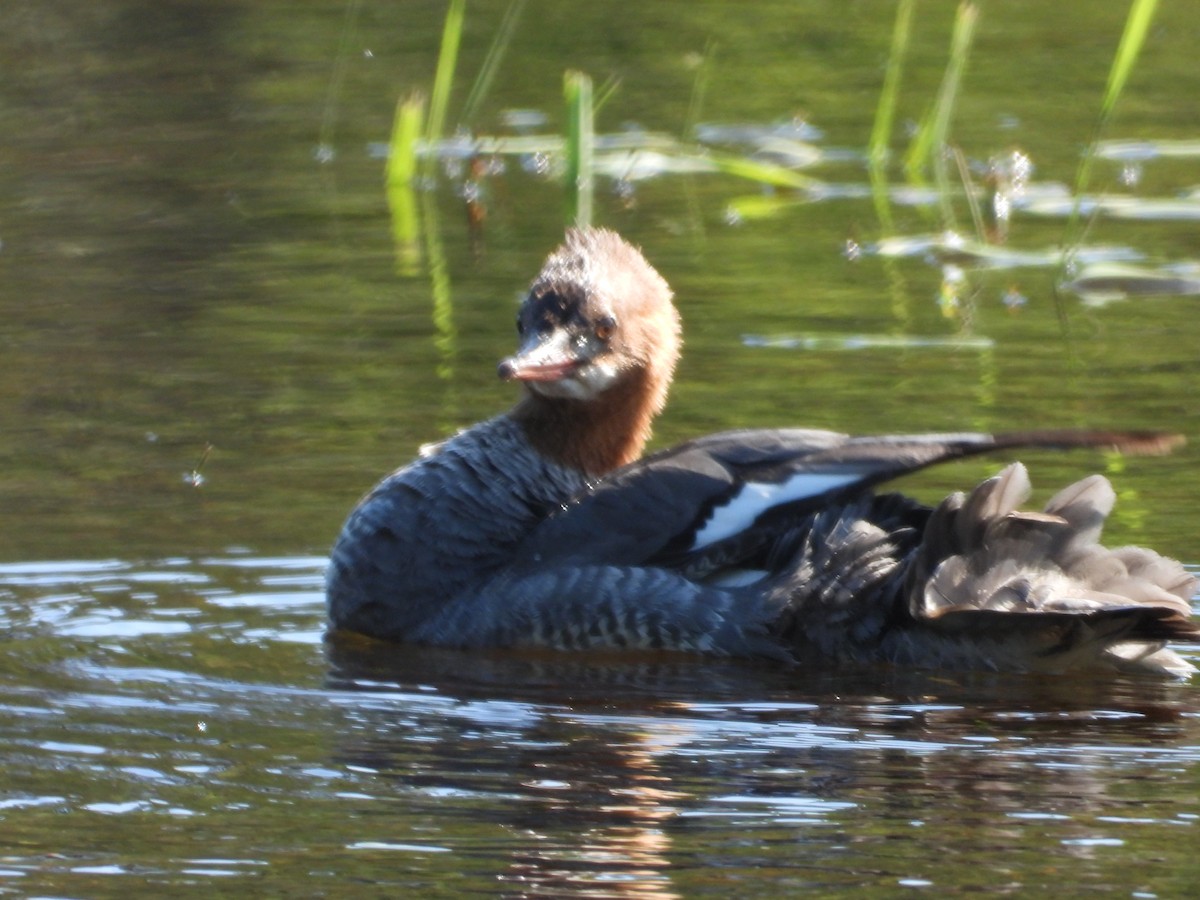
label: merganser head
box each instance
[501,228,682,474]
[499,228,681,401]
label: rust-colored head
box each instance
[503,229,682,475]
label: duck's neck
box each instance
[513,368,668,477]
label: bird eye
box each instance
[594,315,617,341]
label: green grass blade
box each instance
[904,1,978,183]
[951,145,985,240]
[460,0,527,127]
[564,70,594,228]
[1102,0,1159,122]
[869,0,914,168]
[592,74,621,116]
[387,93,427,275]
[423,0,466,176]
[1064,0,1160,263]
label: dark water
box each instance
[2,1,1199,895]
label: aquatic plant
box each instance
[564,71,594,228]
[386,93,424,275]
[1064,0,1161,251]
[868,0,914,172]
[422,0,465,182]
[382,0,1195,317]
[903,0,978,204]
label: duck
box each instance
[326,227,1200,677]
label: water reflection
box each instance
[0,554,1196,894]
[326,629,1200,895]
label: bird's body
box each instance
[327,228,1198,677]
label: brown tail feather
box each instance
[989,429,1185,457]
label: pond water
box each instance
[2,0,1199,895]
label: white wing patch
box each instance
[689,472,862,550]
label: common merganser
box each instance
[327,228,1199,676]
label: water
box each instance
[2,556,1198,895]
[2,1,1199,895]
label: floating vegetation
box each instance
[741,137,825,169]
[370,130,687,163]
[1020,194,1200,222]
[707,153,822,190]
[725,193,809,224]
[1094,138,1200,162]
[695,119,825,146]
[592,149,717,182]
[498,108,548,132]
[1060,263,1200,305]
[379,0,1192,365]
[870,232,1143,269]
[742,332,994,351]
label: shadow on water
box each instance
[322,629,1200,896]
[1,553,1197,895]
[325,628,1199,722]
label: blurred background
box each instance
[2,0,1198,563]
